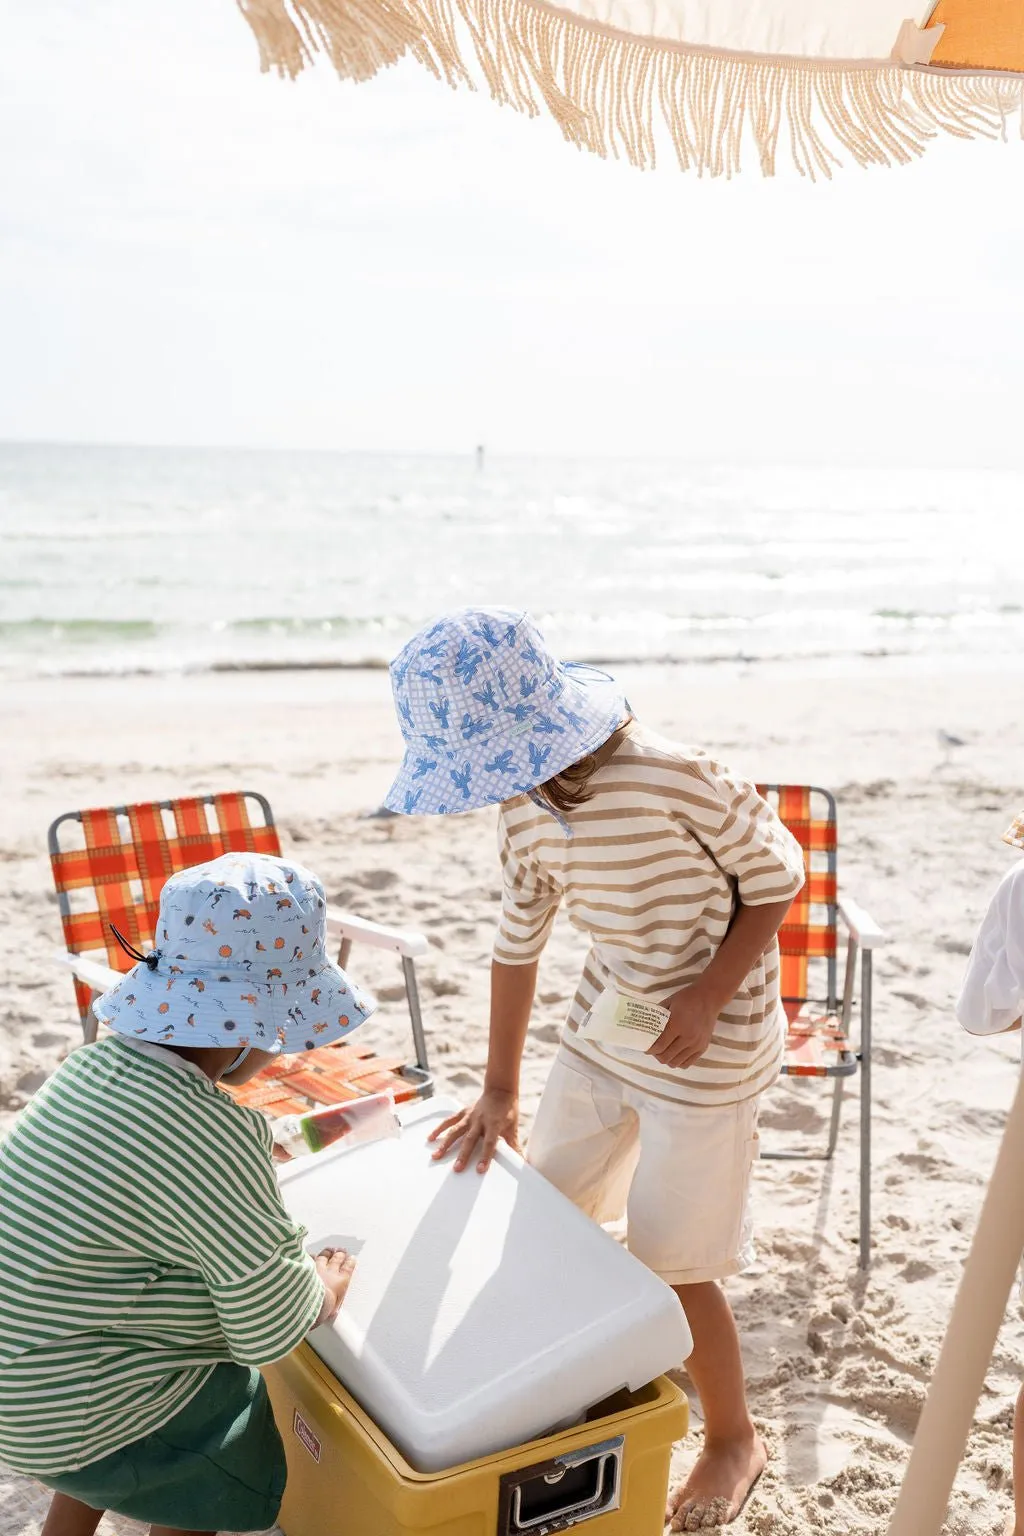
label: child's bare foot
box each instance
[665,1432,767,1530]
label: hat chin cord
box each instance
[223,1045,253,1077]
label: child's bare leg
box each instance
[665,1281,766,1530]
[1006,1382,1024,1536]
[41,1494,104,1536]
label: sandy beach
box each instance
[2,654,1022,1535]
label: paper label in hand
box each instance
[579,990,670,1051]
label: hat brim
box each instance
[1004,814,1024,851]
[95,957,376,1055]
[383,662,629,816]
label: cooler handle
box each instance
[498,1435,624,1533]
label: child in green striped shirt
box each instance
[0,853,376,1536]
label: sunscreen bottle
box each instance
[579,990,671,1051]
[271,1092,400,1158]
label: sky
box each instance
[1,0,1023,463]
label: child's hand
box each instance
[427,1089,520,1173]
[315,1247,356,1323]
[648,983,721,1070]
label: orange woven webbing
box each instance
[783,1009,850,1078]
[755,784,838,1024]
[226,1039,420,1114]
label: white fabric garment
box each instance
[956,862,1024,1038]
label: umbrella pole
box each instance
[887,1072,1024,1535]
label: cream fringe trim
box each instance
[235,0,1024,177]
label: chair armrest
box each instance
[326,907,430,959]
[838,896,888,951]
[56,951,120,993]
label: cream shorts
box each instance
[527,1046,761,1286]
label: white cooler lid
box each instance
[277,1097,692,1471]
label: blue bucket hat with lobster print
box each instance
[383,607,629,816]
[94,853,376,1053]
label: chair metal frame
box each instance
[48,791,432,1093]
[756,784,887,1270]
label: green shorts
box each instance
[42,1363,286,1531]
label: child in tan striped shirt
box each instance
[384,607,806,1529]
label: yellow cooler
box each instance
[269,1097,692,1533]
[265,1345,687,1536]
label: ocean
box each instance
[1,442,1021,679]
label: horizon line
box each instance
[1,438,1021,473]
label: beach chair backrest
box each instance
[48,792,281,1027]
[756,784,838,1020]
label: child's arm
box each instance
[650,896,794,1071]
[178,1124,345,1366]
[428,959,538,1173]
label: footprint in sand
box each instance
[425,975,463,998]
[373,983,408,1004]
[448,1069,482,1090]
[354,869,399,891]
[892,989,934,1011]
[531,1023,562,1044]
[938,937,973,957]
[899,1258,937,1282]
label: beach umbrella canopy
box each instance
[236,0,1024,176]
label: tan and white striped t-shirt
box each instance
[494,724,806,1108]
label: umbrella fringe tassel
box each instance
[235,0,1024,176]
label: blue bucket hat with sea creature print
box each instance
[383,607,629,817]
[95,852,376,1053]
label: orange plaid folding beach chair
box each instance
[756,785,887,1269]
[48,791,432,1112]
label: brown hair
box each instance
[532,720,634,816]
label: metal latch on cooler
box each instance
[497,1436,624,1533]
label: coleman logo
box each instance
[293,1410,322,1463]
